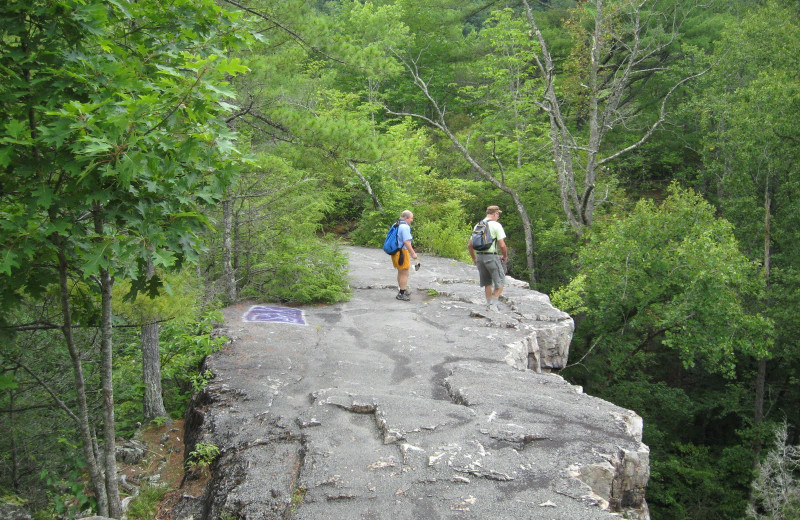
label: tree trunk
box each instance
[99,265,122,518]
[222,190,237,303]
[348,160,383,211]
[233,207,240,274]
[9,376,18,491]
[93,207,121,518]
[142,320,168,421]
[55,246,109,516]
[753,181,771,464]
[141,259,169,423]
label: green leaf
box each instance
[3,119,28,140]
[0,374,19,391]
[0,146,12,168]
[32,185,55,209]
[152,248,176,269]
[82,241,112,276]
[79,137,113,155]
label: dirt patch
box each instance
[115,419,210,519]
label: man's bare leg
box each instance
[398,268,410,291]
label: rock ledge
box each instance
[168,247,649,520]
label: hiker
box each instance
[468,205,507,311]
[393,210,418,301]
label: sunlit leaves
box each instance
[0,0,249,308]
[554,184,772,377]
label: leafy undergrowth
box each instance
[118,419,210,520]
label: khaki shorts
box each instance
[476,254,505,288]
[392,249,410,270]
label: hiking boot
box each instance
[396,292,410,301]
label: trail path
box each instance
[170,247,648,520]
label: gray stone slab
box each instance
[170,246,649,520]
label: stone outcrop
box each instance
[115,439,146,465]
[0,504,32,520]
[168,246,650,520]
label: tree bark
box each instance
[141,259,169,422]
[142,320,168,421]
[348,160,383,211]
[94,208,121,518]
[55,245,109,517]
[222,189,237,303]
[99,266,122,518]
[753,180,771,464]
[9,375,18,491]
[387,56,537,285]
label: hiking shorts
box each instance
[392,249,410,270]
[476,254,505,289]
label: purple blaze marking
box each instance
[243,305,306,325]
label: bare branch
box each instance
[565,335,604,371]
[348,160,383,211]
[17,362,80,424]
[386,48,538,284]
[599,66,711,166]
[491,139,506,186]
[219,0,351,67]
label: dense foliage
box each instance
[2,0,800,518]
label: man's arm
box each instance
[404,240,418,259]
[497,238,507,262]
[467,239,477,263]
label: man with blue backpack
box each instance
[383,210,418,301]
[467,205,507,312]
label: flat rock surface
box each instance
[172,246,646,520]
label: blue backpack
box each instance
[471,219,494,251]
[383,220,403,254]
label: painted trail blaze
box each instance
[243,305,306,325]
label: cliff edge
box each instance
[167,246,650,520]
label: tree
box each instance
[205,1,403,301]
[695,0,800,462]
[554,184,771,380]
[748,423,800,520]
[385,7,540,283]
[520,0,709,232]
[1,0,247,516]
[552,184,774,517]
[113,269,205,423]
[381,0,708,286]
[199,0,473,299]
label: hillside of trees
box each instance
[2,0,799,518]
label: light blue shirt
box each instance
[398,222,412,249]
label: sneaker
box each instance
[396,292,410,301]
[487,303,499,312]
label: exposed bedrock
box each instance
[168,247,649,520]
